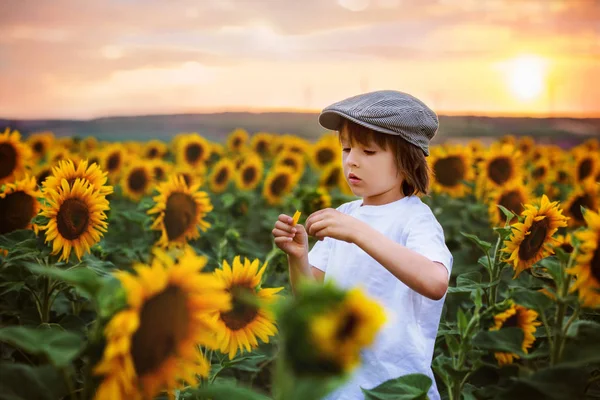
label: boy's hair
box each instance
[340,119,430,196]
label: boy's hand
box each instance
[305,208,364,243]
[272,214,309,260]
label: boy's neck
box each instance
[361,192,406,207]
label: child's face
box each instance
[339,126,404,206]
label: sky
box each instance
[1,0,599,119]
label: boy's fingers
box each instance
[272,228,294,237]
[275,221,295,233]
[274,236,293,244]
[278,214,294,224]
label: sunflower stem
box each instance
[488,233,503,306]
[60,366,77,400]
[551,249,577,366]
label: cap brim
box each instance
[318,111,343,131]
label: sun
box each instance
[506,55,548,101]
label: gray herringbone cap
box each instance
[318,90,439,156]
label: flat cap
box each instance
[318,90,439,156]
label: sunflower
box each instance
[310,133,341,171]
[100,144,127,181]
[250,132,273,158]
[143,139,168,160]
[171,164,204,189]
[40,178,110,261]
[0,127,32,185]
[263,165,298,205]
[93,247,231,400]
[121,163,154,201]
[571,148,599,185]
[176,134,210,168]
[43,159,114,197]
[487,180,532,226]
[476,144,523,198]
[303,187,332,215]
[234,153,264,191]
[566,209,600,308]
[26,131,54,162]
[489,302,541,366]
[227,128,249,153]
[310,288,386,372]
[211,256,283,359]
[502,195,569,277]
[274,151,305,179]
[281,135,311,156]
[429,144,474,198]
[33,164,53,187]
[80,136,98,154]
[518,136,535,157]
[563,180,599,227]
[555,233,574,254]
[148,175,213,248]
[528,158,553,187]
[208,158,235,194]
[150,160,172,182]
[0,175,42,235]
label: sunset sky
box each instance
[1,0,599,119]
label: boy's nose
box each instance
[345,150,359,167]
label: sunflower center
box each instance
[185,143,203,164]
[578,159,592,181]
[242,166,257,184]
[33,141,44,154]
[0,191,35,234]
[215,168,229,185]
[153,166,165,181]
[568,194,594,223]
[557,170,568,184]
[181,173,192,186]
[488,157,513,185]
[270,174,290,196]
[590,240,600,283]
[57,198,90,240]
[433,156,466,187]
[532,166,546,180]
[220,286,258,330]
[324,168,340,187]
[502,313,519,328]
[107,153,121,172]
[282,158,297,170]
[0,143,17,179]
[560,242,574,254]
[498,190,524,222]
[131,285,190,377]
[256,140,268,154]
[316,148,335,166]
[36,169,52,185]
[127,169,148,193]
[148,147,159,158]
[164,192,197,241]
[517,218,550,261]
[336,312,358,340]
[232,137,241,149]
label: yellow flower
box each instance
[502,195,568,277]
[234,152,264,191]
[148,175,213,248]
[208,158,235,194]
[176,133,210,168]
[310,288,386,372]
[571,147,599,185]
[563,180,599,228]
[475,144,523,199]
[43,159,113,197]
[429,144,474,198]
[143,139,168,160]
[567,209,600,308]
[310,133,341,171]
[93,247,231,400]
[149,159,173,182]
[40,178,110,261]
[292,210,301,226]
[226,128,249,153]
[0,175,42,235]
[100,144,127,181]
[212,256,283,359]
[26,131,54,161]
[263,165,298,205]
[120,162,154,201]
[0,127,32,185]
[250,132,273,158]
[489,302,541,366]
[486,180,532,227]
[274,151,305,180]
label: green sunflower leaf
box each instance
[472,327,526,356]
[0,363,67,400]
[362,373,432,400]
[460,232,492,254]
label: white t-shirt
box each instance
[308,195,453,400]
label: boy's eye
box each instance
[364,150,376,155]
[342,148,350,153]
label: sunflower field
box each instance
[1,126,600,400]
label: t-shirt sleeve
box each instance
[405,212,453,278]
[307,237,332,272]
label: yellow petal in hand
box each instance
[292,210,301,226]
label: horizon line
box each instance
[2,106,600,121]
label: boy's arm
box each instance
[353,226,449,301]
[288,254,325,295]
